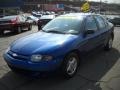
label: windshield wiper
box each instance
[45,30,65,34]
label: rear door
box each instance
[94,15,109,45]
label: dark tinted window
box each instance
[85,16,98,31]
[95,16,106,29]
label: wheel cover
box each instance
[67,57,77,75]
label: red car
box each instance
[38,15,56,30]
[0,15,32,35]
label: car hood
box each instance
[10,32,77,55]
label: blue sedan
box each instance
[3,13,114,78]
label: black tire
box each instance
[28,25,32,30]
[38,25,42,31]
[17,27,22,33]
[14,27,22,34]
[8,65,21,73]
[104,36,113,51]
[0,30,4,36]
[33,21,36,25]
[61,52,79,78]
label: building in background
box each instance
[21,0,84,12]
[0,0,119,15]
[0,0,23,16]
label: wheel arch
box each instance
[64,49,81,62]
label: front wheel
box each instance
[61,53,79,78]
[104,37,113,51]
[28,25,32,30]
[8,65,21,74]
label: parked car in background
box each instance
[38,14,56,30]
[33,14,42,19]
[3,13,114,78]
[109,17,120,26]
[27,15,39,25]
[32,11,42,19]
[0,15,32,35]
[104,15,120,26]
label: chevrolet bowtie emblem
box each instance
[12,53,18,57]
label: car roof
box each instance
[60,13,100,18]
[40,15,55,19]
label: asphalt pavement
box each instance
[0,26,120,90]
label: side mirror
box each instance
[84,29,95,36]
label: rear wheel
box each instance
[104,36,113,51]
[0,30,4,35]
[61,52,79,78]
[14,27,22,34]
[17,27,22,33]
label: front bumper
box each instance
[3,53,63,72]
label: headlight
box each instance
[31,55,53,62]
[31,55,42,62]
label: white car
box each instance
[27,15,39,25]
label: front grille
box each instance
[8,50,29,60]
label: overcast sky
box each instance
[89,0,120,4]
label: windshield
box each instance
[42,16,83,34]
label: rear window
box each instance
[3,16,17,20]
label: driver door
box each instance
[79,15,100,52]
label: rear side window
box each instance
[85,16,98,31]
[94,16,106,30]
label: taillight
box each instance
[11,17,18,24]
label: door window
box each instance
[85,16,98,32]
[94,16,106,30]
